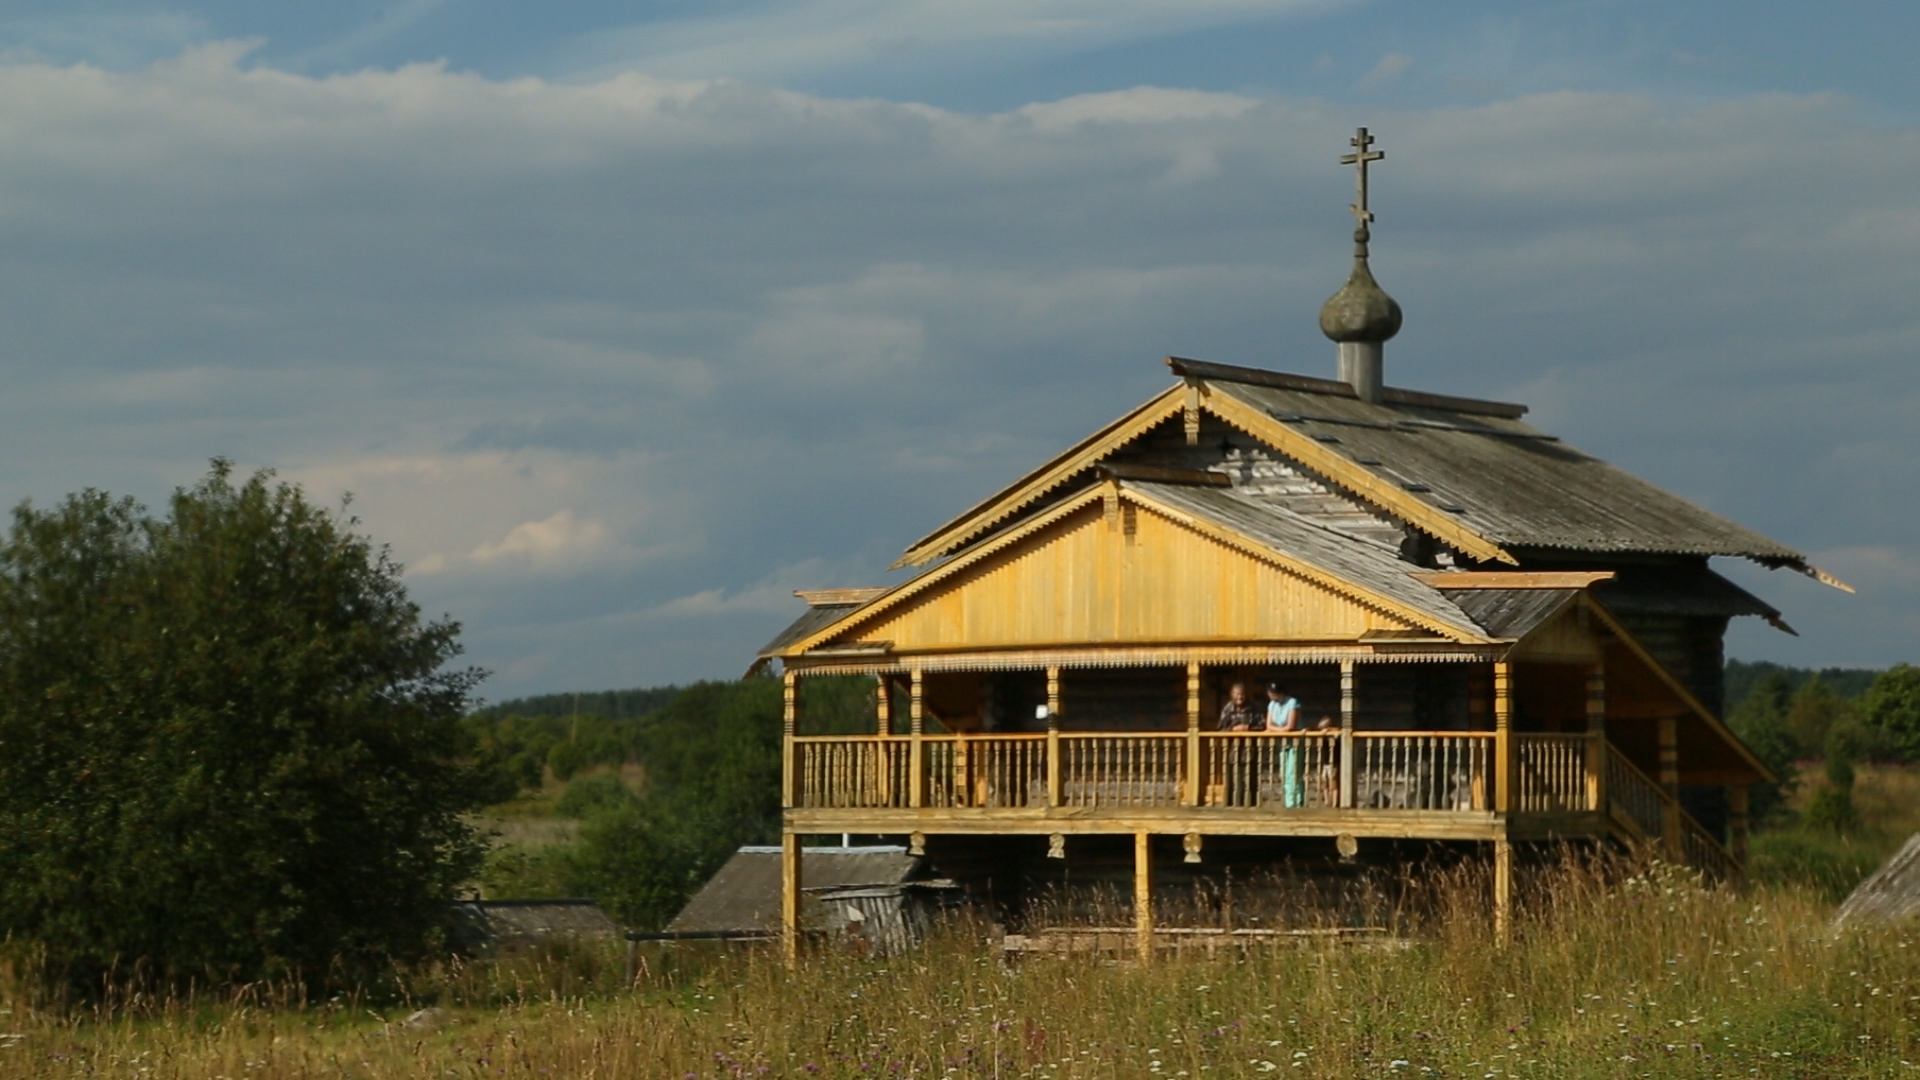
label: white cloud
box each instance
[0,47,1914,693]
[554,0,1355,85]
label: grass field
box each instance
[1,857,1915,1079]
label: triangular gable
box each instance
[785,483,1489,660]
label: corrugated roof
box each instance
[1205,377,1804,561]
[1442,589,1580,639]
[452,900,621,945]
[758,603,864,657]
[1590,567,1780,619]
[1125,480,1488,640]
[668,847,923,934]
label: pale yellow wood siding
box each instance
[844,504,1413,649]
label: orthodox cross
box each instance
[1340,127,1384,232]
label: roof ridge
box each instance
[1165,356,1529,419]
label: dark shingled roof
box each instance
[1126,480,1487,639]
[1589,567,1780,620]
[451,899,621,946]
[758,603,863,658]
[1202,375,1805,562]
[668,846,923,934]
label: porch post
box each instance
[1585,666,1606,812]
[909,668,925,809]
[782,670,799,809]
[1134,831,1154,965]
[782,830,802,968]
[1339,660,1356,809]
[1046,665,1063,807]
[1184,662,1202,806]
[1493,661,1513,814]
[1729,784,1751,875]
[875,674,893,805]
[1657,715,1682,860]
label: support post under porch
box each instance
[782,830,801,968]
[1134,831,1153,965]
[1492,836,1513,945]
[1729,784,1750,878]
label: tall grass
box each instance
[1,857,1915,1078]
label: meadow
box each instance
[1,857,1914,1079]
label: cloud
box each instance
[552,0,1354,86]
[1355,52,1412,92]
[0,47,1914,694]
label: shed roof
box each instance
[667,846,923,934]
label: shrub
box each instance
[556,773,637,819]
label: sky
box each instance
[0,1,1915,701]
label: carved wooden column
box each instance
[1339,660,1356,809]
[1658,715,1682,860]
[1585,665,1606,812]
[875,674,893,804]
[1046,666,1063,807]
[1493,661,1513,815]
[909,668,925,809]
[1184,662,1202,806]
[782,670,799,809]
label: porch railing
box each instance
[797,730,1534,812]
[1514,733,1602,812]
[1604,745,1739,881]
[1350,732,1494,811]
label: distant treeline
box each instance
[473,686,683,722]
[1724,660,1880,711]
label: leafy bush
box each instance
[1863,663,1920,761]
[556,773,637,819]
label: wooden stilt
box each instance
[1729,784,1750,879]
[782,831,802,968]
[1492,837,1513,944]
[1134,831,1153,965]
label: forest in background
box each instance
[470,659,1920,929]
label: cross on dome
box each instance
[1340,127,1384,234]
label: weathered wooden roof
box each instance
[758,602,863,658]
[1202,372,1804,561]
[1836,833,1920,926]
[451,899,621,946]
[668,846,922,934]
[1128,480,1489,640]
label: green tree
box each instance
[0,463,486,990]
[1727,671,1799,824]
[1863,664,1920,762]
[1785,676,1851,760]
[1804,726,1860,834]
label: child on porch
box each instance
[1267,683,1302,807]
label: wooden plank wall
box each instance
[851,503,1416,651]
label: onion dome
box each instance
[1319,225,1402,344]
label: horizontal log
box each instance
[785,806,1524,841]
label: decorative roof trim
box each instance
[891,385,1186,569]
[784,643,1504,676]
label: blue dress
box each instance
[1270,698,1302,807]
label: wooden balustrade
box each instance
[1604,745,1739,880]
[1515,733,1599,812]
[1058,733,1187,807]
[1198,732,1339,808]
[929,734,1047,809]
[793,736,910,809]
[1349,732,1493,811]
[1603,746,1666,841]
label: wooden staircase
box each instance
[1602,745,1739,882]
